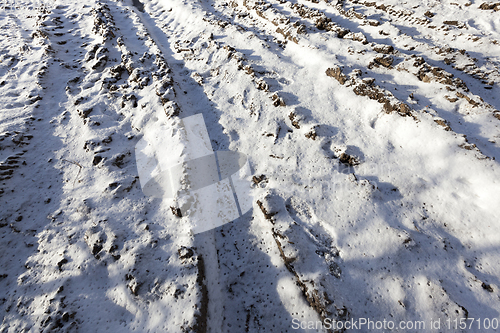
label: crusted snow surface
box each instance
[1,0,500,332]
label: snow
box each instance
[1,0,500,331]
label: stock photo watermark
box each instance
[292,317,500,331]
[135,114,253,234]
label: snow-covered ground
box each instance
[1,0,500,331]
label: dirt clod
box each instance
[289,112,301,129]
[256,200,277,221]
[373,44,394,54]
[170,206,182,218]
[479,2,500,10]
[482,282,494,292]
[374,55,393,68]
[271,93,286,107]
[434,119,451,131]
[92,155,103,165]
[252,174,266,184]
[325,66,347,85]
[339,153,359,166]
[178,247,194,260]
